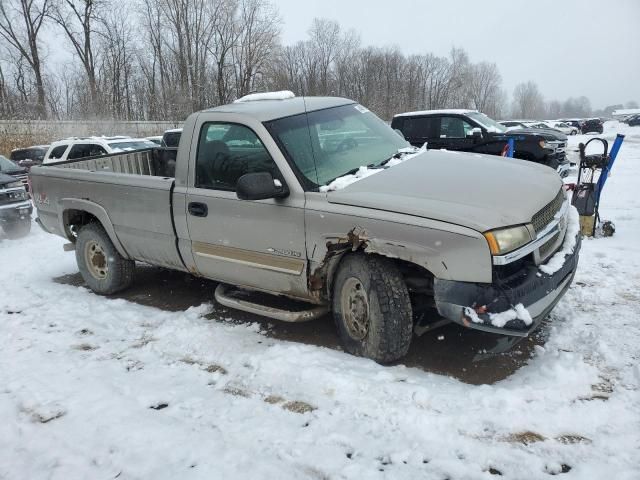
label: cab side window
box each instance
[402,116,439,140]
[439,117,474,138]
[88,144,108,157]
[195,123,280,191]
[49,145,69,160]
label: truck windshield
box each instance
[467,112,508,133]
[266,104,409,189]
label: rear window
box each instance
[11,148,46,162]
[163,132,182,147]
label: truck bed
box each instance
[30,149,185,271]
[53,148,177,178]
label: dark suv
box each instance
[10,145,48,170]
[581,118,603,134]
[391,109,570,176]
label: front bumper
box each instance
[0,200,33,222]
[434,234,581,336]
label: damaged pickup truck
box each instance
[30,92,581,362]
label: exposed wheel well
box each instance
[62,209,99,241]
[326,251,435,307]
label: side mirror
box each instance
[236,172,289,201]
[469,128,483,140]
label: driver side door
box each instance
[184,120,308,297]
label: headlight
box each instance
[7,181,23,188]
[8,190,28,201]
[483,225,532,255]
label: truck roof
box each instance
[205,96,354,122]
[394,109,478,118]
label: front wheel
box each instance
[76,222,135,295]
[3,219,31,239]
[332,253,413,363]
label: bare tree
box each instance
[0,0,51,118]
[49,0,104,115]
[512,81,545,118]
[467,61,501,114]
[233,0,280,97]
[209,0,239,105]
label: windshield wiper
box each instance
[323,163,377,187]
[375,146,420,168]
[377,152,402,168]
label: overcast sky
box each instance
[274,0,640,109]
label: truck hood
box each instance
[0,172,18,186]
[326,150,562,232]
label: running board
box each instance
[214,284,329,322]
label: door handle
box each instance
[188,202,208,217]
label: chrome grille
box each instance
[532,189,565,234]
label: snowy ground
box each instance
[2,122,640,479]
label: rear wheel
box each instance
[332,253,413,363]
[3,219,31,239]
[75,223,135,295]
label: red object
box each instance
[563,183,576,191]
[501,143,510,157]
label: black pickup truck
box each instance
[391,109,570,176]
[0,172,32,238]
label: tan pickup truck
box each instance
[30,92,581,362]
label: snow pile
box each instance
[320,144,427,192]
[464,303,533,328]
[539,205,581,275]
[234,91,295,103]
[489,304,533,327]
[1,121,639,479]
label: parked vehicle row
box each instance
[391,109,570,176]
[621,114,640,126]
[31,92,580,363]
[500,117,604,135]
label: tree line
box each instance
[0,0,634,122]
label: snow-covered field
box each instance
[2,122,639,479]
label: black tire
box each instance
[75,222,135,295]
[332,253,413,363]
[3,219,31,239]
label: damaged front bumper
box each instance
[434,234,581,336]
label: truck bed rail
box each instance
[53,148,176,177]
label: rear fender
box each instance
[59,198,130,259]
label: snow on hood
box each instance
[326,150,562,232]
[320,145,427,192]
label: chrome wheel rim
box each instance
[85,240,108,280]
[340,277,369,340]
